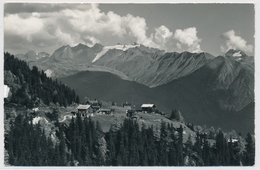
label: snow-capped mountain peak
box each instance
[92,43,140,63]
[232,51,242,57]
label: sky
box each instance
[3,3,254,56]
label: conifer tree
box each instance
[177,125,184,166]
[244,133,255,166]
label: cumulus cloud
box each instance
[4,14,44,36]
[4,3,200,54]
[174,27,202,53]
[154,25,173,42]
[220,30,253,54]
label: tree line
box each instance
[4,52,80,107]
[5,113,255,166]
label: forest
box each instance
[5,113,255,166]
[4,52,80,108]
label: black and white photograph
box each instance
[2,1,257,167]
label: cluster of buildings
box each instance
[73,100,161,119]
[125,103,158,120]
[73,100,113,117]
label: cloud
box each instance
[154,25,173,42]
[145,25,174,51]
[4,3,198,54]
[220,30,253,54]
[174,27,202,53]
[4,14,44,36]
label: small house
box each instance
[141,104,156,113]
[87,100,102,111]
[77,104,91,117]
[91,103,101,111]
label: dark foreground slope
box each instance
[58,71,154,108]
[59,69,254,135]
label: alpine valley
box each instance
[15,43,255,135]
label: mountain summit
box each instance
[224,49,254,65]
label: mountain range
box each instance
[14,43,255,134]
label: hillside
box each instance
[58,71,153,108]
[4,52,80,107]
[58,69,254,135]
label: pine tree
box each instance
[202,135,210,166]
[158,121,168,165]
[244,133,255,166]
[59,124,67,166]
[176,125,184,166]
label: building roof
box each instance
[77,104,91,110]
[141,104,155,108]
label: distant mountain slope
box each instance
[135,51,214,87]
[15,43,215,87]
[90,45,215,87]
[152,54,254,134]
[15,50,50,61]
[58,71,153,108]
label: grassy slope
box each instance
[55,105,197,143]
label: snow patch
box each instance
[92,44,140,63]
[4,85,10,98]
[44,69,53,77]
[233,51,242,57]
